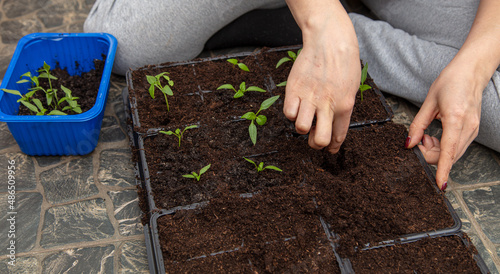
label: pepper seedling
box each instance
[243,157,282,172]
[182,164,211,181]
[227,58,250,72]
[217,81,266,98]
[276,49,302,68]
[146,72,174,111]
[359,62,372,102]
[160,125,198,147]
[241,95,280,145]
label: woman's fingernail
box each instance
[441,182,448,191]
[421,137,425,146]
[405,136,411,148]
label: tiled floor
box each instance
[0,0,499,273]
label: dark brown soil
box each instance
[349,234,482,273]
[17,59,104,115]
[309,122,455,257]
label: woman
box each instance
[84,0,500,191]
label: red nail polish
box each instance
[405,136,411,148]
[441,182,448,191]
[421,137,425,146]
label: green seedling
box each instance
[276,81,287,87]
[241,95,280,145]
[217,81,266,98]
[160,125,198,147]
[359,63,372,101]
[59,85,82,114]
[227,58,250,72]
[182,164,211,181]
[243,157,282,172]
[276,49,302,68]
[146,72,174,111]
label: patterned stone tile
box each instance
[42,245,114,274]
[463,231,499,274]
[0,153,36,191]
[101,115,118,128]
[114,100,129,132]
[40,198,114,248]
[462,185,500,244]
[98,149,136,187]
[108,190,143,236]
[39,156,97,204]
[0,122,17,150]
[0,192,43,255]
[0,257,38,274]
[450,143,500,185]
[119,240,150,273]
[2,0,50,19]
[445,191,499,273]
[36,6,65,29]
[0,19,43,44]
[98,126,126,143]
[34,156,62,168]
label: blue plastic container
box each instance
[0,33,117,155]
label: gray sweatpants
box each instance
[83,0,287,75]
[352,0,500,152]
[84,0,499,152]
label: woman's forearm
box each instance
[285,0,357,47]
[454,0,500,86]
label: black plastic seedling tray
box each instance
[147,196,346,274]
[125,46,393,135]
[122,47,488,273]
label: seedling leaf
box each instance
[359,84,371,92]
[32,98,44,111]
[238,63,249,72]
[264,165,282,172]
[249,121,257,145]
[1,89,22,96]
[361,63,368,84]
[217,84,235,90]
[162,85,173,96]
[255,115,267,126]
[276,81,287,87]
[260,95,280,110]
[241,112,256,120]
[246,86,266,92]
[276,57,291,68]
[20,101,38,112]
[227,59,238,65]
[48,110,67,115]
[199,164,211,175]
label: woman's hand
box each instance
[406,0,500,191]
[406,62,483,190]
[284,0,360,153]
